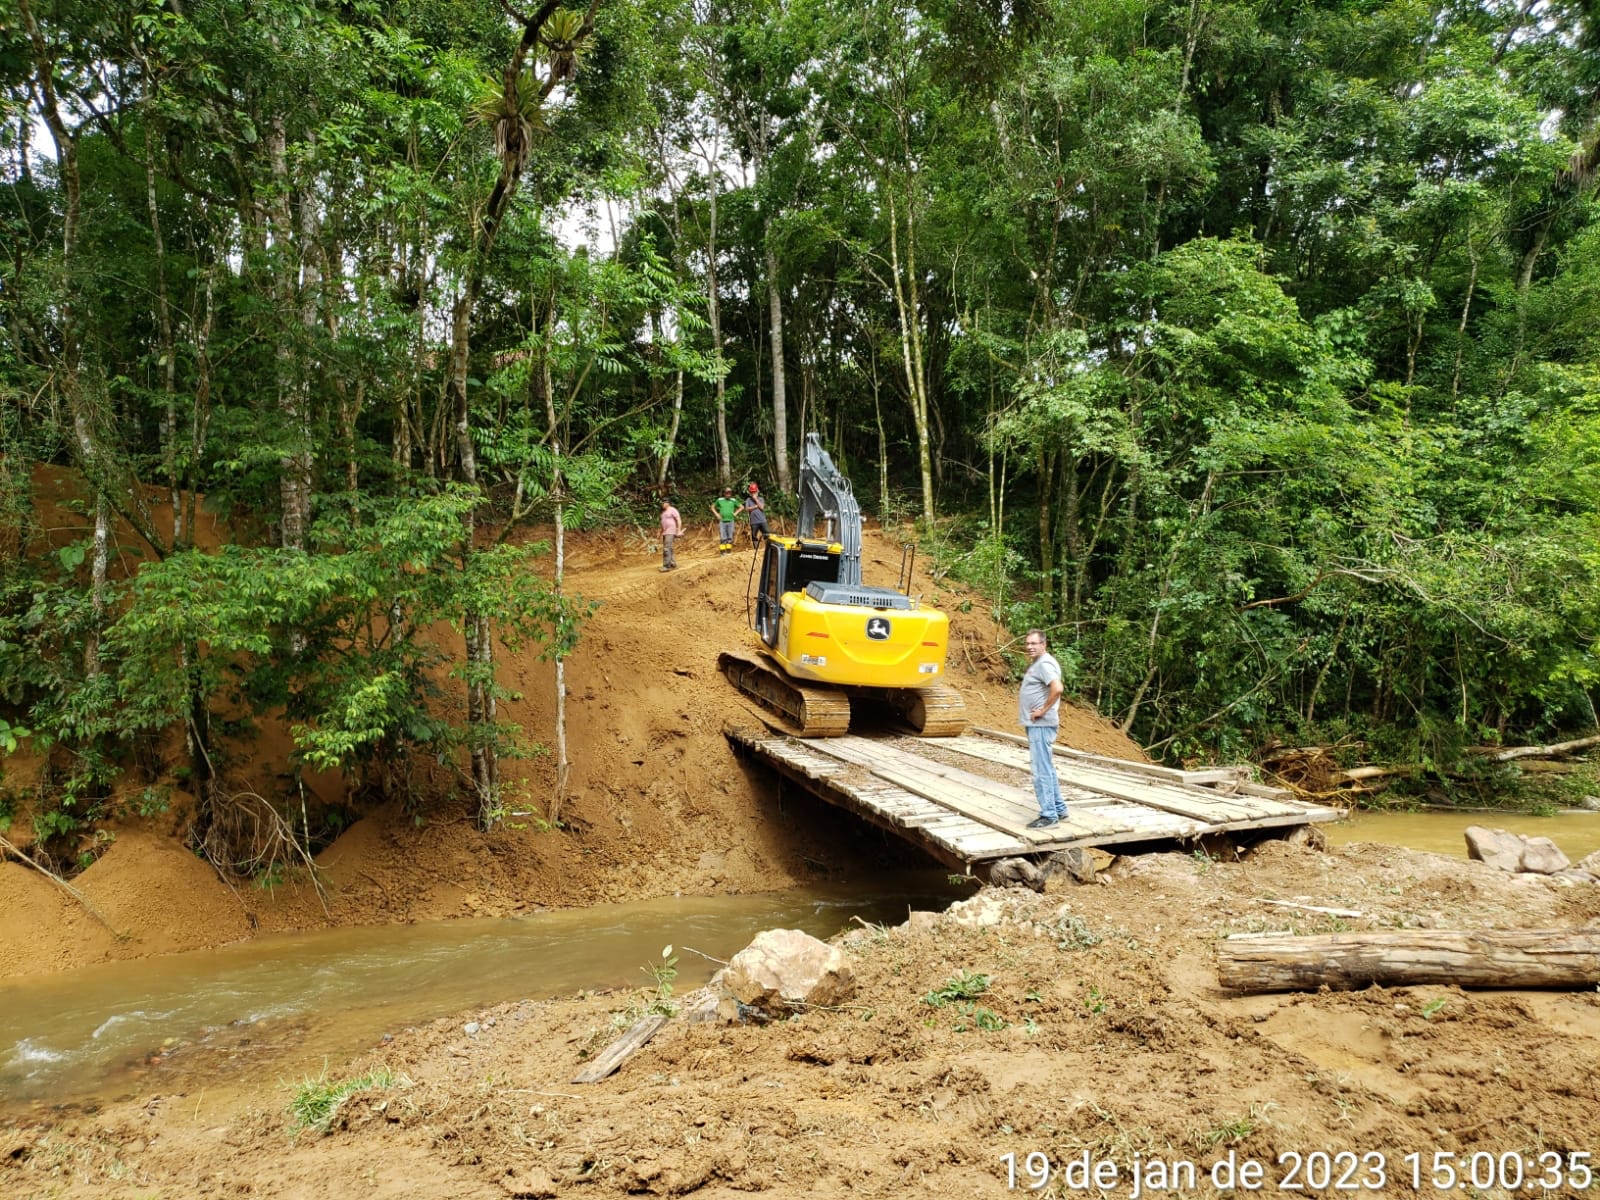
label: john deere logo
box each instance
[866,617,891,641]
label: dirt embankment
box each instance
[1,513,1131,979]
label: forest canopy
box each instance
[3,0,1599,854]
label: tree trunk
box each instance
[1477,733,1600,762]
[1036,446,1055,619]
[22,0,104,677]
[1218,929,1600,994]
[704,144,731,487]
[551,487,570,822]
[765,230,790,492]
[548,333,571,823]
[144,123,183,549]
[885,189,934,526]
[442,0,603,828]
[268,115,312,552]
[1062,450,1082,621]
[1450,237,1478,404]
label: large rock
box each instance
[1576,849,1600,876]
[986,858,1044,891]
[1464,826,1525,873]
[719,929,855,1016]
[1519,837,1571,875]
[946,892,1011,928]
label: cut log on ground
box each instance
[571,1014,669,1083]
[1218,929,1600,993]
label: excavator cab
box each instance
[755,538,839,647]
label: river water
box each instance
[1323,808,1600,860]
[0,874,967,1114]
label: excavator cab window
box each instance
[786,541,839,592]
[755,543,784,646]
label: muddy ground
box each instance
[4,505,1600,1198]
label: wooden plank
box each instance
[968,727,1252,787]
[1055,762,1280,820]
[572,1014,669,1083]
[726,726,1333,866]
[867,764,1123,844]
[801,739,1024,809]
[964,728,1308,815]
[821,739,1128,834]
[899,734,1271,824]
[950,733,1266,820]
[821,739,1040,818]
[797,737,1100,841]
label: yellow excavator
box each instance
[719,433,966,737]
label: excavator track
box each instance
[721,652,967,738]
[885,684,968,737]
[719,651,853,738]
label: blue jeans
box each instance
[1026,724,1066,820]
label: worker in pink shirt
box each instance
[659,498,683,571]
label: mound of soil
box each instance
[1,518,1132,978]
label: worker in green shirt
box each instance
[711,486,741,554]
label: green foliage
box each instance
[921,970,1005,1031]
[614,945,680,1024]
[923,969,991,1008]
[288,1066,403,1135]
[642,944,680,1016]
[952,1004,1006,1033]
[3,0,1599,806]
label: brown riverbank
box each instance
[6,839,1599,1199]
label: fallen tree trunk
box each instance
[1329,764,1420,784]
[1218,929,1600,993]
[1470,733,1600,763]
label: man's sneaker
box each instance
[1025,815,1058,830]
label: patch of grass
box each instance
[952,1004,1006,1032]
[1050,914,1104,951]
[1198,1114,1255,1148]
[642,945,679,1016]
[612,945,682,1027]
[923,969,991,1007]
[288,1065,402,1134]
[1194,1102,1274,1149]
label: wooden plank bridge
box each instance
[725,725,1342,870]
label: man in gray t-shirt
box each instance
[1018,629,1066,828]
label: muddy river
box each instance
[1323,807,1600,859]
[0,874,966,1113]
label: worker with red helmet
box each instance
[742,482,770,548]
